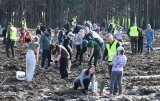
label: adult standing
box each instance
[107,21,113,33]
[102,34,120,94]
[138,28,144,54]
[102,19,106,32]
[75,29,84,62]
[115,27,123,42]
[64,20,70,35]
[145,24,154,54]
[2,27,8,45]
[6,22,17,58]
[36,26,42,38]
[58,28,65,45]
[21,17,27,28]
[127,24,139,54]
[40,28,52,68]
[71,16,77,25]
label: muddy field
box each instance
[0,30,160,101]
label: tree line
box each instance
[0,0,160,29]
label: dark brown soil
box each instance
[0,31,160,101]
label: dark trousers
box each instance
[60,58,68,79]
[58,39,62,45]
[74,78,90,90]
[6,40,15,58]
[88,49,99,67]
[76,45,81,61]
[41,49,51,67]
[130,37,138,54]
[3,36,6,44]
[138,38,143,54]
[79,46,87,65]
[108,64,118,93]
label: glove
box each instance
[40,49,43,54]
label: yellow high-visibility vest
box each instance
[129,26,138,37]
[21,21,27,28]
[6,26,17,40]
[106,40,118,61]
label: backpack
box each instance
[93,38,102,47]
[90,31,102,47]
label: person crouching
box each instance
[74,65,96,94]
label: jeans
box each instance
[130,37,138,54]
[147,41,153,53]
[79,46,87,65]
[26,51,36,82]
[108,64,118,93]
[41,49,51,67]
[6,40,15,58]
[88,49,99,67]
[60,58,68,79]
[74,78,90,90]
[76,45,81,61]
[110,71,123,94]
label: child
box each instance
[107,46,127,97]
[25,31,32,42]
[74,65,96,94]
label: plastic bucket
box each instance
[16,71,25,80]
[88,81,98,92]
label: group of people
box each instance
[1,17,155,97]
[52,20,127,96]
[127,23,154,55]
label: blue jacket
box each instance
[40,32,52,50]
[145,29,154,43]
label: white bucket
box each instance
[16,71,26,80]
[88,81,98,92]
